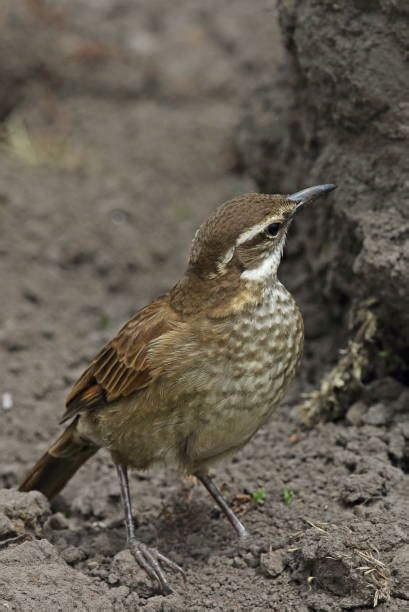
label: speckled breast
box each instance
[193,281,304,463]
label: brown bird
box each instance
[20,184,335,593]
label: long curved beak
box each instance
[288,183,336,206]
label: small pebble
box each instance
[2,392,13,411]
[232,556,246,568]
[345,401,366,426]
[107,572,119,585]
[87,560,99,570]
[243,552,258,568]
[47,512,69,530]
[363,402,391,426]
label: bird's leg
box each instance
[116,464,184,595]
[196,473,249,539]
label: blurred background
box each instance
[1,1,408,609]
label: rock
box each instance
[260,549,285,578]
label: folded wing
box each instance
[62,296,181,423]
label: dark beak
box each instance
[288,183,336,206]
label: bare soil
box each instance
[0,1,408,610]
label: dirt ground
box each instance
[1,1,408,610]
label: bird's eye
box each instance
[265,222,281,237]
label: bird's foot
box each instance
[237,526,250,540]
[128,539,185,595]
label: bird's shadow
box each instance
[48,483,241,567]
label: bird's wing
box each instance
[62,295,181,423]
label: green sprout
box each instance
[250,488,267,505]
[281,487,294,506]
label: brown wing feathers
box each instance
[62,297,179,423]
[21,298,179,499]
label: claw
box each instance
[129,539,184,595]
[155,549,186,584]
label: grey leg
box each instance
[116,463,136,540]
[116,464,185,595]
[196,473,249,539]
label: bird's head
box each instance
[189,184,336,283]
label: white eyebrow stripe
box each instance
[235,217,279,246]
[236,222,267,246]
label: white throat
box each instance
[240,236,286,282]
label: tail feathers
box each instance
[19,419,98,500]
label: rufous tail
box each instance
[19,418,98,500]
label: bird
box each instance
[20,183,336,594]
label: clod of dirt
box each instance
[0,489,49,537]
[391,545,409,601]
[45,512,70,531]
[311,557,350,597]
[61,545,88,565]
[287,523,391,608]
[339,473,385,506]
[111,549,151,592]
[365,377,406,404]
[260,548,285,578]
[363,402,393,427]
[0,539,115,611]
